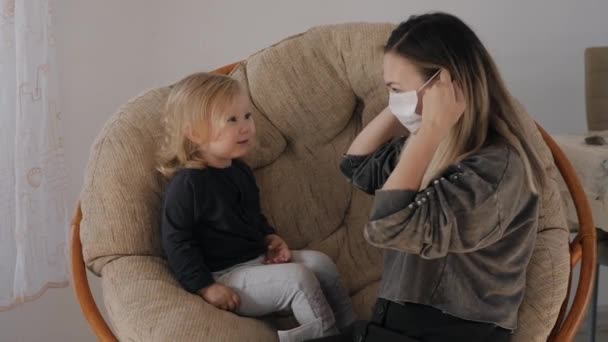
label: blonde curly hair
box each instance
[157,72,243,179]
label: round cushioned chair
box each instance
[71,23,596,342]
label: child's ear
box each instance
[184,125,202,146]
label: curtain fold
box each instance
[0,0,68,311]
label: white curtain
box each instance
[0,0,68,310]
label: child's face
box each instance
[201,92,256,167]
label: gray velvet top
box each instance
[340,137,539,330]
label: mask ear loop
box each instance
[417,69,442,92]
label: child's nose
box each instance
[239,123,250,134]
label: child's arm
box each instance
[257,206,291,263]
[198,283,241,312]
[161,174,240,311]
[257,208,290,263]
[239,159,291,263]
[258,213,276,236]
[241,160,278,238]
[161,174,214,294]
[252,188,291,263]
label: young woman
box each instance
[311,12,545,342]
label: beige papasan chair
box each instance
[71,23,597,342]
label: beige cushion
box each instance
[513,228,570,342]
[102,256,278,341]
[510,100,570,341]
[80,22,569,341]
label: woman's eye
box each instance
[390,88,401,94]
[227,116,237,123]
[245,113,252,120]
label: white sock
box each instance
[277,319,338,342]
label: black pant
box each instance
[307,299,512,342]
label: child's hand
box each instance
[198,283,240,312]
[264,234,292,264]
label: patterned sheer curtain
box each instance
[0,0,68,310]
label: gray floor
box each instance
[575,309,608,342]
[575,329,608,341]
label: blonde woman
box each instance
[158,73,354,342]
[311,12,545,342]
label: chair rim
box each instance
[539,124,597,342]
[69,62,596,341]
[70,204,117,342]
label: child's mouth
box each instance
[237,139,249,145]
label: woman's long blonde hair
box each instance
[157,72,242,179]
[385,13,546,193]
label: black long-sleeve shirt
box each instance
[160,160,276,293]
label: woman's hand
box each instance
[421,69,466,138]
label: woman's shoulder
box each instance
[460,141,524,187]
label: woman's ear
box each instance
[439,68,452,83]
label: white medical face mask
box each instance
[388,69,441,134]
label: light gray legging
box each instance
[213,250,355,342]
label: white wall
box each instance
[2,0,608,341]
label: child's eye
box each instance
[245,113,252,120]
[227,116,237,123]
